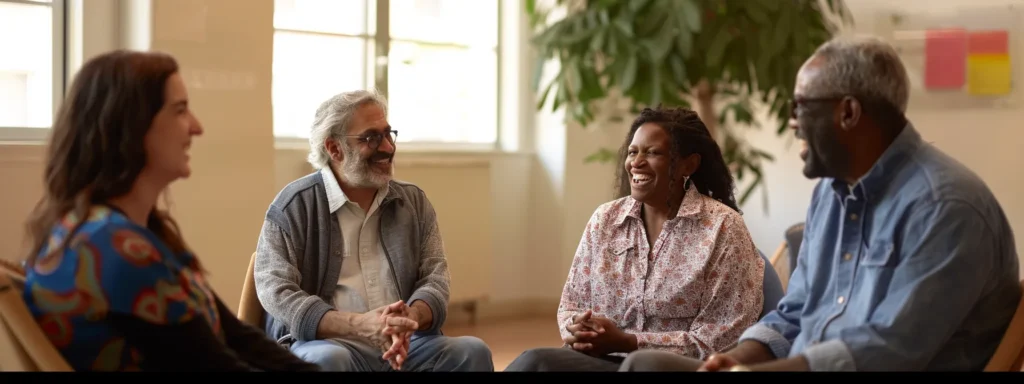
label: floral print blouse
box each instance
[558,184,765,359]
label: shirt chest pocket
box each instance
[586,245,639,314]
[860,242,897,268]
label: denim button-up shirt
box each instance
[740,123,1021,371]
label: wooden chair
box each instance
[768,241,791,293]
[0,259,24,283]
[984,279,1024,372]
[0,262,73,371]
[237,252,264,327]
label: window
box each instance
[272,0,500,147]
[0,0,64,138]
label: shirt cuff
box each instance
[799,339,857,372]
[738,324,791,359]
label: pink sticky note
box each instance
[968,30,1009,55]
[925,29,967,89]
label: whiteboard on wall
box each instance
[873,3,1023,110]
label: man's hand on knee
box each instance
[698,354,741,372]
[352,301,419,370]
[698,341,775,372]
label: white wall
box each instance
[2,0,1022,320]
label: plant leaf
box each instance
[629,0,652,13]
[613,18,634,38]
[668,54,687,85]
[744,2,770,25]
[651,69,663,107]
[771,7,792,55]
[705,26,731,68]
[642,31,675,62]
[584,148,618,163]
[621,55,638,92]
[537,80,555,110]
[675,27,694,58]
[567,58,583,96]
[590,28,607,53]
[677,0,701,32]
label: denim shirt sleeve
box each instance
[810,199,998,371]
[738,257,811,360]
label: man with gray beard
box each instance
[253,89,494,372]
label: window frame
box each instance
[0,0,66,142]
[271,0,503,152]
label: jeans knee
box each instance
[443,336,494,371]
[454,336,492,358]
[292,341,359,372]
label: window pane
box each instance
[0,2,52,128]
[273,31,367,138]
[387,42,497,144]
[274,0,368,36]
[390,0,497,47]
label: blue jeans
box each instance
[290,334,494,372]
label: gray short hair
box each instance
[807,35,910,113]
[307,89,389,169]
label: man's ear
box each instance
[839,96,862,131]
[325,139,344,163]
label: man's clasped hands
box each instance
[352,300,421,370]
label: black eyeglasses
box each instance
[789,97,844,119]
[344,130,398,150]
[790,95,904,121]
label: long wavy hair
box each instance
[23,50,192,267]
[615,106,741,213]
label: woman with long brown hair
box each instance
[20,49,318,372]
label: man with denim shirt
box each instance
[619,36,1020,372]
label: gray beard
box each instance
[340,146,392,189]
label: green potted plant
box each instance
[525,0,853,207]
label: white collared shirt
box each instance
[320,168,400,313]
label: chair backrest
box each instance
[784,223,805,276]
[0,259,24,283]
[237,251,265,328]
[768,241,791,293]
[0,265,73,371]
[984,279,1024,372]
[758,250,785,320]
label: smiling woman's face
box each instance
[625,123,703,207]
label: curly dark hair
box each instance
[615,106,741,213]
[23,50,193,267]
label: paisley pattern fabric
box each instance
[22,205,222,371]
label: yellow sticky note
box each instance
[967,54,1012,95]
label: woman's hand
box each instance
[566,313,637,357]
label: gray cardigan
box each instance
[253,171,451,345]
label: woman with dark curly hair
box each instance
[506,106,765,371]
